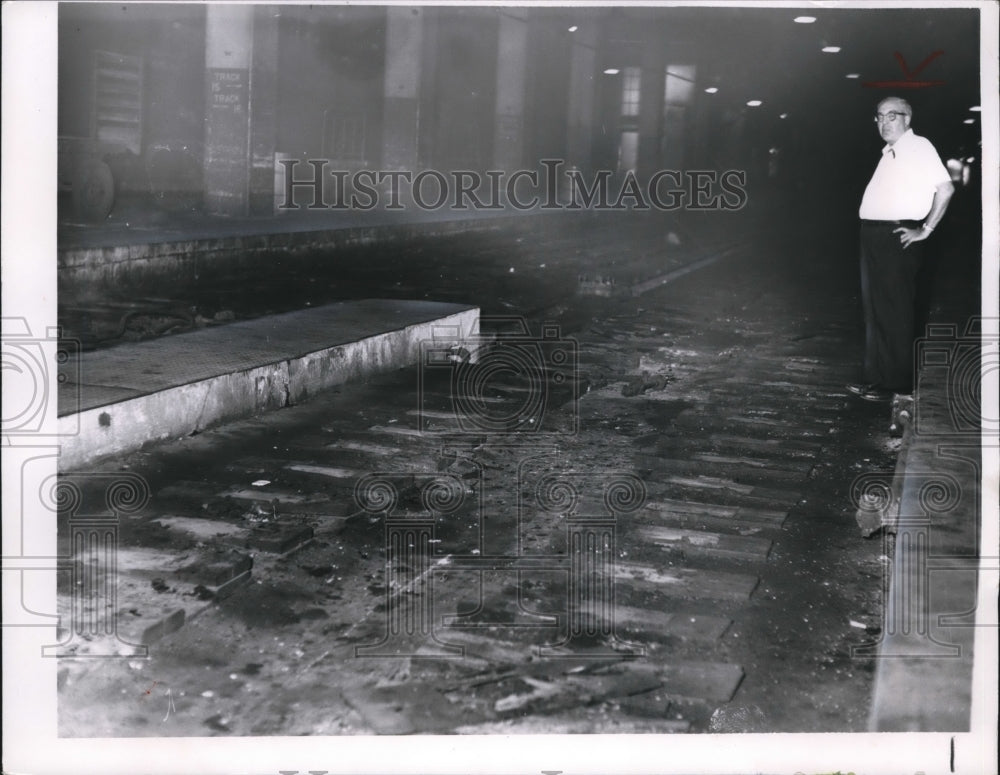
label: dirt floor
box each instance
[56,200,937,736]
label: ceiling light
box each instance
[822,46,841,53]
[845,73,860,79]
[779,113,789,119]
[793,16,816,23]
[746,100,762,107]
[568,25,578,32]
[705,87,718,94]
[603,68,619,75]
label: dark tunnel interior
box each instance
[55,4,982,229]
[5,1,994,750]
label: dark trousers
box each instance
[859,220,925,393]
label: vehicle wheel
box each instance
[72,158,115,221]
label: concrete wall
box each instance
[59,6,744,222]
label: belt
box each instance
[859,218,922,228]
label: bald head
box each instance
[875,96,912,144]
[878,96,912,116]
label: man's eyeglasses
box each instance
[874,111,909,123]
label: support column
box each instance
[382,8,423,207]
[204,5,253,216]
[383,8,423,172]
[494,10,528,171]
[566,25,597,170]
[660,43,700,172]
[638,40,666,178]
[249,6,279,216]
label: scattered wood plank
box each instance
[722,415,832,437]
[285,463,367,480]
[630,505,778,536]
[224,487,328,505]
[637,525,772,562]
[643,498,788,527]
[637,454,809,484]
[325,440,404,456]
[654,474,802,507]
[690,452,814,475]
[614,562,759,601]
[578,603,731,642]
[708,432,823,456]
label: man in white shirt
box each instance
[849,96,954,402]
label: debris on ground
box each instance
[621,370,674,397]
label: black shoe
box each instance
[846,382,874,397]
[860,387,893,402]
[846,383,893,402]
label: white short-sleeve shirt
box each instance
[858,129,952,221]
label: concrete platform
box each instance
[57,206,575,297]
[57,299,478,470]
[866,321,989,732]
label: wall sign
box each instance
[204,68,249,214]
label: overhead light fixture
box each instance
[603,68,619,75]
[779,113,789,119]
[822,46,841,53]
[845,73,860,79]
[568,25,578,32]
[705,87,718,94]
[969,106,981,112]
[746,100,762,107]
[793,16,816,23]
[963,118,975,124]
